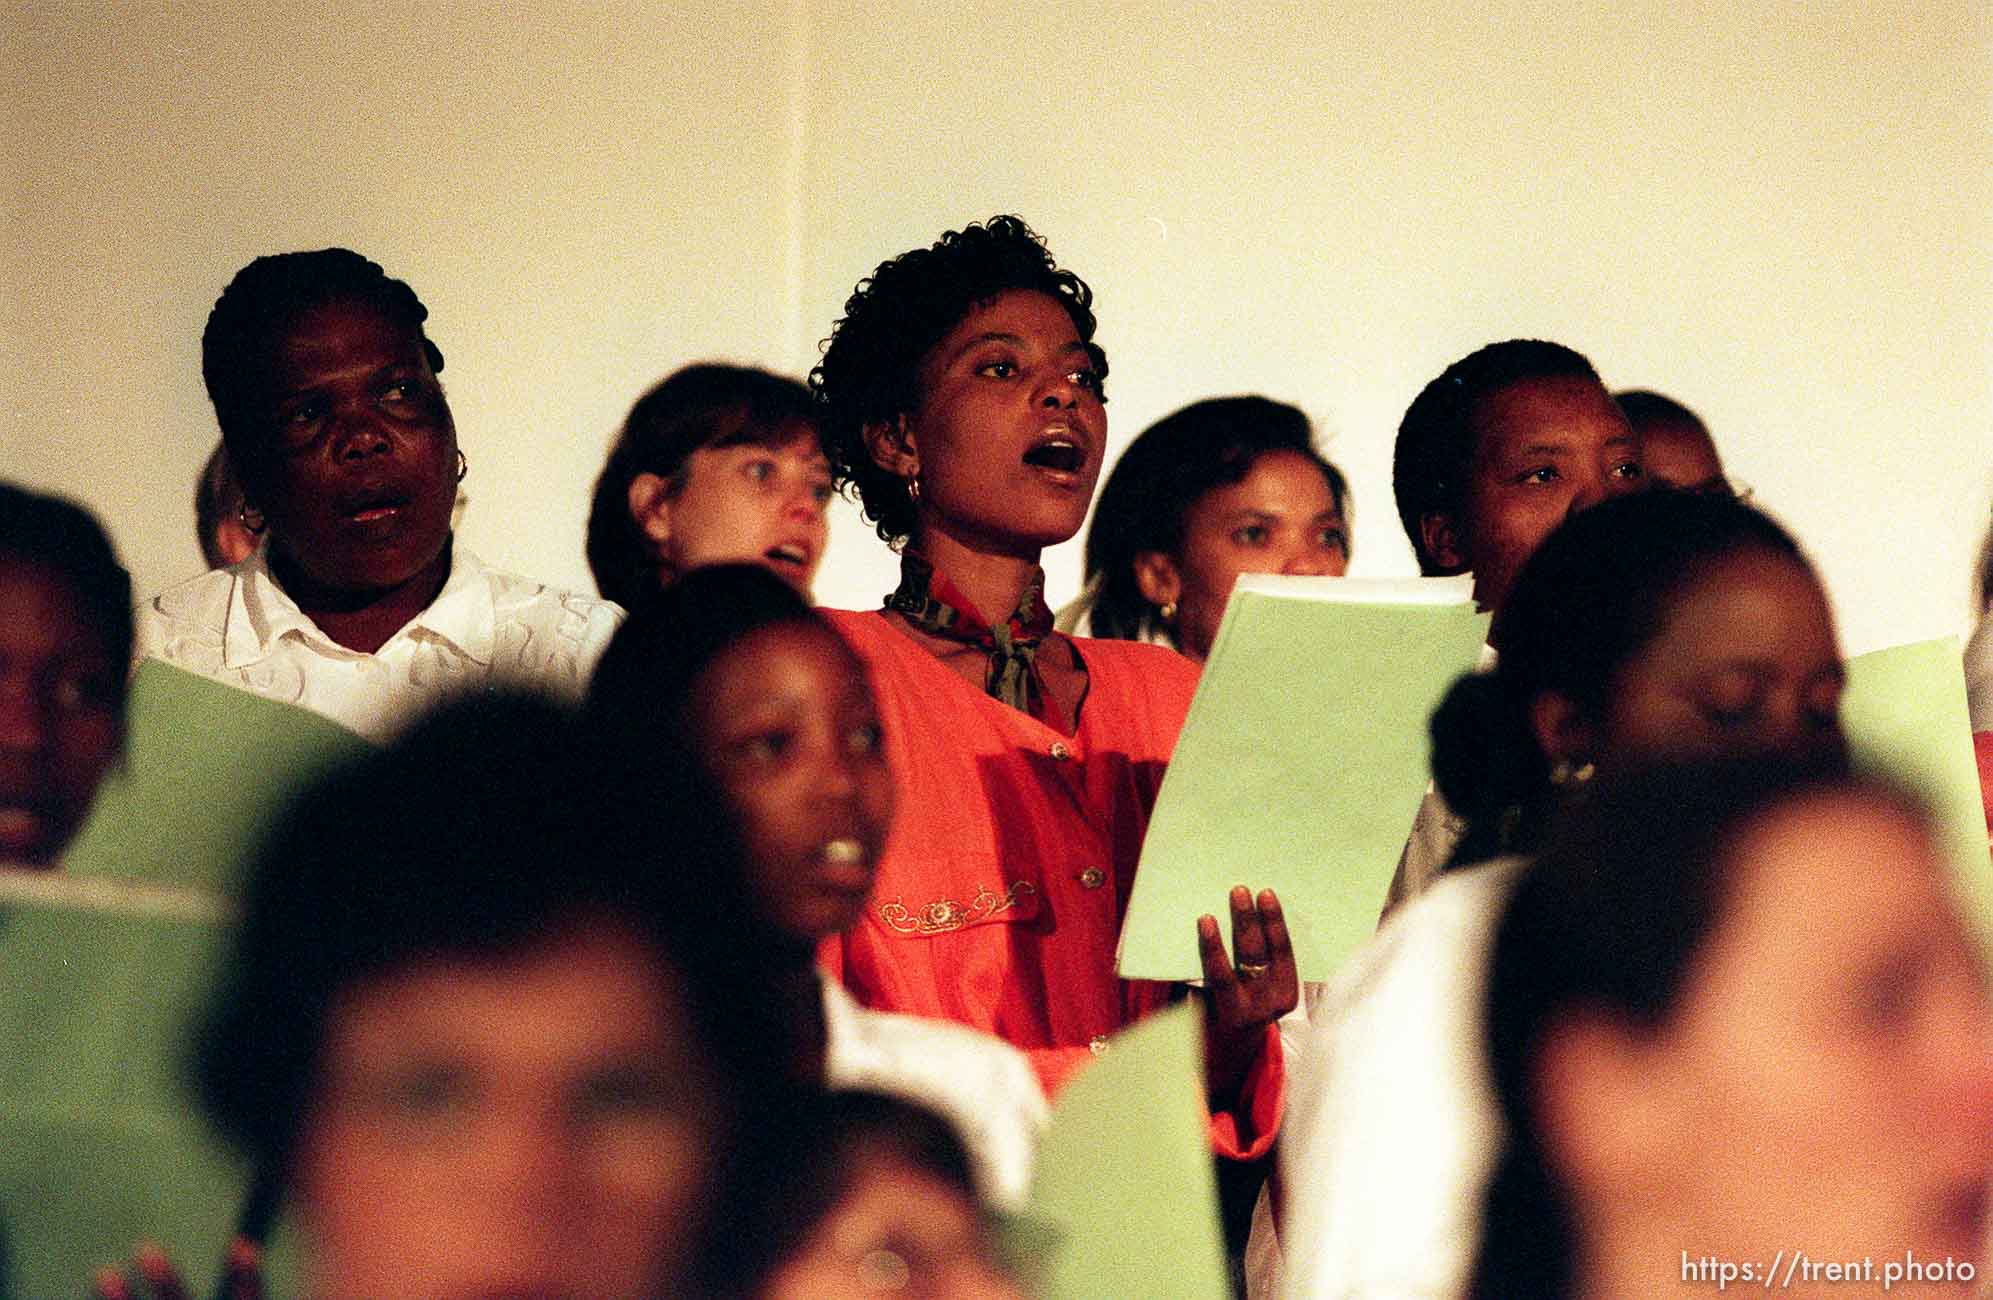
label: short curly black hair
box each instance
[1083,396,1350,645]
[202,248,444,491]
[810,215,1105,546]
[585,365,819,606]
[1393,340,1601,575]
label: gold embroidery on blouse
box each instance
[878,880,1036,935]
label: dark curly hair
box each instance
[585,365,819,606]
[1083,396,1349,644]
[810,215,1106,546]
[1393,340,1601,575]
[1429,489,1822,867]
[202,248,444,491]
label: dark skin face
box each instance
[0,555,122,867]
[242,296,459,652]
[1422,374,1644,614]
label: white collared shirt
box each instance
[135,544,623,742]
[820,973,1048,1210]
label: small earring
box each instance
[1158,601,1177,623]
[238,503,266,535]
[907,475,922,504]
[455,450,468,483]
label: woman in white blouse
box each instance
[137,249,618,741]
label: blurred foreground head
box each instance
[1476,758,1993,1297]
[198,692,798,1299]
[0,482,130,867]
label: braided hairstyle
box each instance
[201,248,443,490]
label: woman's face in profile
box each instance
[290,916,723,1299]
[1622,792,1992,1269]
[247,296,459,596]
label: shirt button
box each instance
[1079,867,1106,890]
[1088,1035,1110,1056]
[1050,740,1072,761]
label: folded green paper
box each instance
[1119,576,1488,982]
[1023,1002,1227,1298]
[1841,637,1992,945]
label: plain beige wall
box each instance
[7,1,1988,655]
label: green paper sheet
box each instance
[1841,637,1993,945]
[1118,575,1488,982]
[1023,1002,1227,1299]
[63,660,372,892]
[0,874,302,1299]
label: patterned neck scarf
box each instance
[885,550,1057,722]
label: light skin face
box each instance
[289,917,723,1300]
[760,1151,1026,1300]
[1536,547,1847,774]
[245,296,458,606]
[1423,374,1644,613]
[0,555,121,868]
[688,621,895,944]
[1135,448,1349,661]
[867,288,1107,561]
[628,423,834,595]
[1578,794,1993,1289]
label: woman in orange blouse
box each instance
[810,215,1293,1157]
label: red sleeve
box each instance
[1207,1021,1284,1160]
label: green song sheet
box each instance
[62,660,372,893]
[1118,575,1488,982]
[1021,1002,1227,1299]
[0,874,303,1298]
[1841,637,1993,945]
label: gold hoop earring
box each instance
[455,450,468,483]
[238,503,266,535]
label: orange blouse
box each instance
[818,608,1282,1159]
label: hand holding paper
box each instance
[1197,885,1297,1100]
[1120,575,1489,983]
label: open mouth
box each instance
[1022,436,1087,474]
[764,542,812,571]
[813,836,875,890]
[337,486,412,524]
